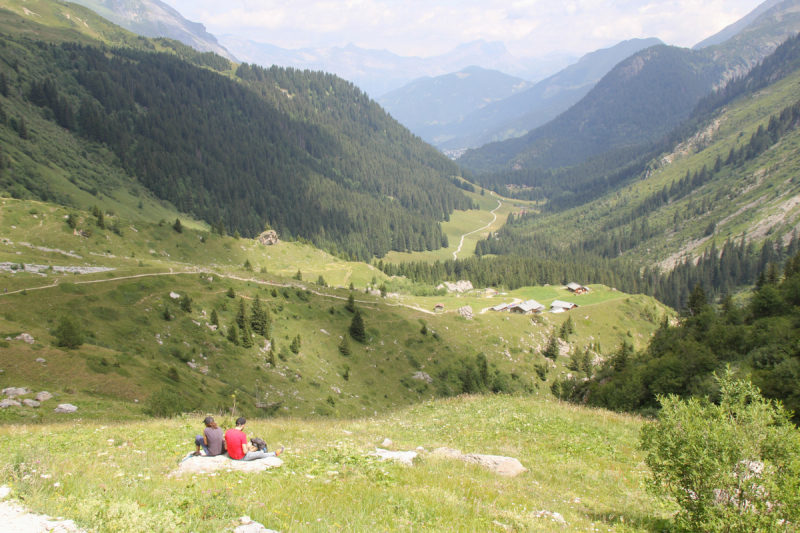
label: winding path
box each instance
[453,195,503,260]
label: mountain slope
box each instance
[437,38,664,151]
[0,2,472,261]
[694,0,783,49]
[219,37,577,98]
[459,45,719,172]
[377,67,533,145]
[68,0,235,60]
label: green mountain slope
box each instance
[0,2,473,262]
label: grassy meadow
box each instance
[0,394,673,533]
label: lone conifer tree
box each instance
[179,294,192,313]
[250,294,267,336]
[290,335,301,354]
[18,117,28,140]
[267,344,275,366]
[241,322,254,348]
[345,293,356,313]
[227,287,236,298]
[349,309,366,343]
[227,323,240,346]
[339,335,350,356]
[543,334,559,361]
[236,298,248,330]
[210,309,219,326]
[173,218,183,233]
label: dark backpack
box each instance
[250,437,268,452]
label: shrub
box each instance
[640,369,800,532]
[54,315,83,349]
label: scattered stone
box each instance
[22,400,40,408]
[320,329,330,335]
[35,392,52,402]
[557,338,571,357]
[381,438,393,448]
[411,372,433,384]
[35,358,46,364]
[187,362,198,369]
[170,292,180,299]
[371,449,417,466]
[54,404,78,414]
[331,387,341,394]
[256,230,280,246]
[457,306,474,320]
[15,334,34,345]
[2,387,29,397]
[0,399,21,408]
[432,448,527,477]
[170,455,283,477]
[532,510,566,524]
[234,520,280,533]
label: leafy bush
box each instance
[54,315,83,349]
[640,370,800,532]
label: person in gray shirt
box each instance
[194,416,225,456]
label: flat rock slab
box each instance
[371,448,417,466]
[0,490,86,533]
[235,518,280,533]
[54,404,78,413]
[0,399,21,408]
[2,387,29,397]
[433,448,527,477]
[170,455,283,477]
[22,400,40,408]
[35,392,52,402]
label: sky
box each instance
[161,0,766,58]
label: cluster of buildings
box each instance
[488,283,590,315]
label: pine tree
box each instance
[339,335,350,356]
[233,230,241,239]
[0,72,8,98]
[379,284,387,297]
[267,345,275,366]
[250,294,266,336]
[290,335,301,354]
[210,309,219,326]
[687,284,707,316]
[227,323,240,345]
[241,322,254,348]
[162,305,171,321]
[173,218,183,233]
[236,298,248,330]
[293,269,302,281]
[243,259,253,271]
[317,275,326,287]
[543,334,559,361]
[18,117,28,140]
[96,210,105,229]
[580,350,592,375]
[349,282,355,291]
[179,294,192,312]
[477,353,489,386]
[345,294,356,313]
[227,287,236,298]
[271,287,278,298]
[54,315,83,349]
[349,309,366,343]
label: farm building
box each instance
[510,300,545,315]
[491,303,511,312]
[566,283,590,294]
[434,303,445,313]
[550,300,578,313]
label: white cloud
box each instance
[163,0,763,57]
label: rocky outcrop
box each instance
[412,372,433,383]
[35,392,52,402]
[170,455,283,477]
[436,281,474,293]
[2,387,29,397]
[54,404,78,414]
[433,447,527,477]
[257,230,280,246]
[457,306,474,319]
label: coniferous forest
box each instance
[0,34,474,261]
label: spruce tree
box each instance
[345,293,356,313]
[271,288,278,298]
[243,259,253,271]
[317,275,326,287]
[349,282,355,291]
[241,322,254,348]
[250,294,267,336]
[233,230,241,239]
[338,335,350,356]
[227,323,240,345]
[173,218,183,233]
[210,309,219,326]
[162,305,171,321]
[379,283,387,297]
[267,345,275,366]
[96,210,105,229]
[349,309,366,343]
[543,334,559,361]
[0,72,8,98]
[293,269,302,281]
[580,350,592,375]
[236,298,248,330]
[227,287,236,298]
[290,335,301,354]
[179,294,192,312]
[18,117,28,140]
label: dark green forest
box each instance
[0,33,473,260]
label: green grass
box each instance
[0,394,673,532]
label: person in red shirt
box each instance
[225,417,283,461]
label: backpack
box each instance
[250,437,268,452]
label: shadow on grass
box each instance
[585,510,675,532]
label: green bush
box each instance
[54,315,84,349]
[144,388,194,417]
[640,369,800,532]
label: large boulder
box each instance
[256,230,280,246]
[457,306,474,319]
[2,387,29,397]
[35,391,52,402]
[22,399,40,408]
[433,448,527,477]
[54,404,78,413]
[411,372,433,384]
[170,455,283,477]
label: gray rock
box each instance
[36,358,46,364]
[256,230,280,246]
[457,306,474,319]
[22,399,40,408]
[169,455,283,477]
[0,399,21,408]
[35,391,52,402]
[2,387,29,397]
[381,438,393,448]
[432,447,527,477]
[411,372,433,384]
[54,404,78,414]
[15,334,34,345]
[371,448,417,466]
[235,522,280,533]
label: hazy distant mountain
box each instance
[428,38,663,150]
[694,0,784,49]
[70,0,235,60]
[218,37,578,98]
[377,67,533,145]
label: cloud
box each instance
[163,0,763,57]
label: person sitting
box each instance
[224,417,283,461]
[194,416,226,457]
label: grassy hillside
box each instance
[0,394,671,532]
[0,198,671,423]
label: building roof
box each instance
[434,303,445,308]
[492,303,510,311]
[516,300,545,312]
[566,282,583,291]
[551,300,577,310]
